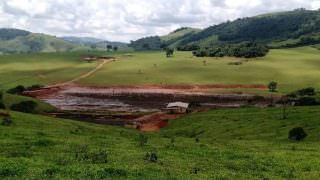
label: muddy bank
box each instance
[23,84,278,131]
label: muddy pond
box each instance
[25,85,277,130]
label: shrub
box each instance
[0,102,4,109]
[0,92,5,109]
[75,147,108,164]
[10,101,37,113]
[96,168,128,178]
[0,161,26,178]
[190,167,200,174]
[7,85,26,94]
[25,84,44,91]
[144,152,158,162]
[288,127,307,141]
[295,97,319,106]
[296,87,316,96]
[288,87,317,97]
[34,139,55,147]
[1,117,13,126]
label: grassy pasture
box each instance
[1,106,320,179]
[0,47,320,93]
[0,52,97,90]
[80,47,320,93]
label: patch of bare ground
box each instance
[22,83,277,131]
[134,112,181,132]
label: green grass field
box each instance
[1,47,320,93]
[0,52,97,90]
[1,106,320,179]
[80,47,320,93]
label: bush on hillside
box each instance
[288,87,316,97]
[75,147,108,164]
[0,92,5,109]
[1,117,13,126]
[144,152,158,162]
[287,87,319,106]
[10,101,37,113]
[0,102,5,109]
[295,97,319,106]
[288,127,307,141]
[25,84,44,91]
[7,85,26,94]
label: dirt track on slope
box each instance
[48,59,112,88]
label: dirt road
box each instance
[48,59,112,88]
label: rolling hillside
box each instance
[130,9,320,50]
[62,36,130,50]
[180,9,320,48]
[1,106,320,179]
[0,29,129,54]
[0,29,77,54]
[129,27,200,50]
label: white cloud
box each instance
[0,0,319,42]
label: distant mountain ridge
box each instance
[0,29,128,54]
[129,9,320,50]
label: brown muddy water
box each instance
[26,85,278,128]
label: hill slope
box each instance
[180,9,320,48]
[130,9,320,50]
[0,29,78,54]
[1,106,320,179]
[129,27,200,50]
[62,36,129,50]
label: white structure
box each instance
[166,102,189,114]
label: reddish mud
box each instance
[23,84,276,131]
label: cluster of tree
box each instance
[0,28,30,40]
[24,40,44,52]
[129,36,162,51]
[193,42,269,58]
[177,44,200,51]
[7,85,43,94]
[106,45,118,51]
[280,36,320,48]
[287,87,320,106]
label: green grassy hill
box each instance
[130,9,320,50]
[129,27,200,50]
[0,29,78,54]
[0,51,97,90]
[1,106,320,179]
[180,9,320,48]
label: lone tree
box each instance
[166,48,174,58]
[268,81,278,92]
[113,46,118,51]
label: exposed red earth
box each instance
[23,83,275,131]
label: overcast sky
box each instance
[0,0,320,42]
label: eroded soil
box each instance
[23,84,277,131]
